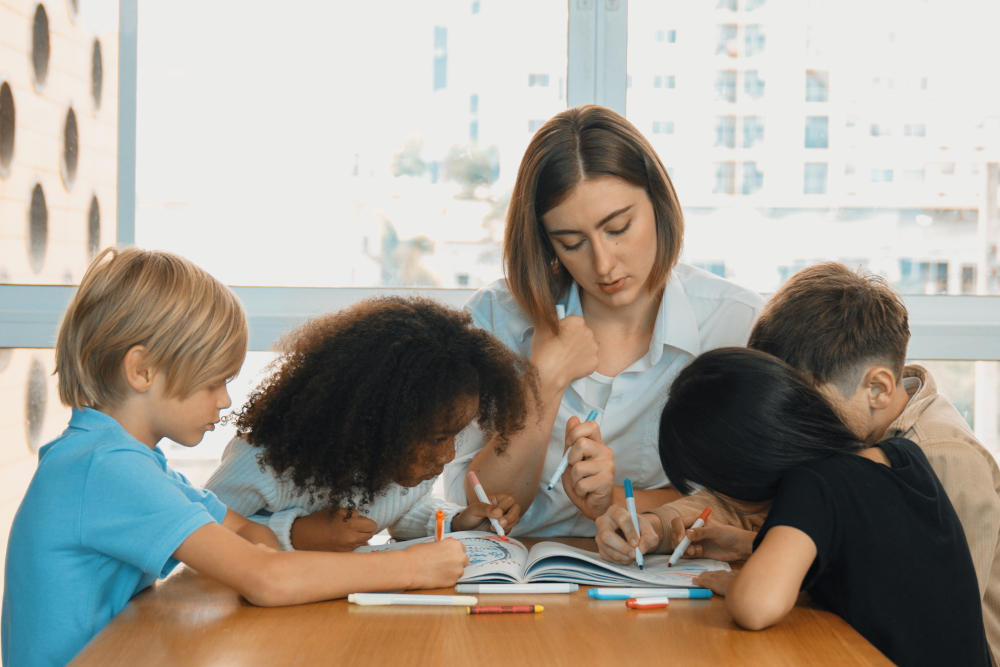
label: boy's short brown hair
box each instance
[747,262,909,393]
[55,247,248,409]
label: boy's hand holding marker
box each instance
[594,504,660,566]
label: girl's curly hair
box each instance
[233,296,538,511]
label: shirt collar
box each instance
[521,275,702,365]
[65,407,164,457]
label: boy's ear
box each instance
[862,366,897,410]
[122,345,156,393]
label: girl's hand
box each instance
[451,494,522,533]
[403,538,470,589]
[668,515,755,562]
[530,315,598,390]
[595,505,660,565]
[693,571,737,597]
[290,508,378,552]
[561,416,615,519]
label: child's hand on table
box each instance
[452,493,521,533]
[404,538,470,588]
[562,416,616,520]
[693,570,737,596]
[669,514,755,562]
[291,507,378,552]
[594,505,660,565]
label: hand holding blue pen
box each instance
[546,409,599,491]
[623,479,645,570]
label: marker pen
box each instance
[588,587,712,600]
[468,605,544,614]
[348,593,477,607]
[668,507,712,567]
[546,409,599,490]
[623,478,644,570]
[626,596,670,610]
[435,509,445,542]
[467,470,506,539]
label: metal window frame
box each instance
[2,0,1000,362]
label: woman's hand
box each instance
[668,515,755,562]
[451,494,522,533]
[290,508,378,552]
[561,416,615,519]
[595,505,660,565]
[530,315,598,391]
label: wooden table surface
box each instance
[72,540,890,666]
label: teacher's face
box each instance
[541,175,658,310]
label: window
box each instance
[655,28,676,43]
[805,70,828,102]
[744,25,765,56]
[743,115,764,147]
[804,162,828,194]
[870,123,890,137]
[715,70,737,102]
[653,120,675,135]
[715,116,736,148]
[804,116,829,148]
[528,73,550,87]
[714,161,736,194]
[871,168,895,183]
[716,0,738,10]
[742,161,763,194]
[716,24,738,55]
[653,74,676,89]
[433,26,447,90]
[904,123,927,137]
[469,94,478,113]
[744,70,765,99]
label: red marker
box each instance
[668,507,712,566]
[467,605,544,614]
[626,596,670,610]
[435,509,445,541]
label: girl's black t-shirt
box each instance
[755,437,990,667]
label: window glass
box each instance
[136,1,568,289]
[627,0,1000,295]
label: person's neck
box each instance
[580,285,663,338]
[102,400,160,450]
[867,382,912,444]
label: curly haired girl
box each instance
[206,296,537,551]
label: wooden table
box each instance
[72,540,890,666]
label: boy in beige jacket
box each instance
[596,262,1000,664]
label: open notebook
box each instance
[357,530,729,586]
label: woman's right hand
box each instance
[530,314,598,390]
[404,538,470,589]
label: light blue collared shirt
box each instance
[443,263,763,537]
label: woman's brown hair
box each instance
[503,105,684,332]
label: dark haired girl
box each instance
[207,296,537,552]
[650,348,987,666]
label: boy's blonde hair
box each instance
[55,247,248,409]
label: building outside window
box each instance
[805,115,829,148]
[804,162,828,194]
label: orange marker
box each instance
[668,507,712,566]
[626,596,670,610]
[435,509,445,541]
[467,605,544,614]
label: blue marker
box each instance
[546,410,599,491]
[588,588,713,600]
[624,478,644,570]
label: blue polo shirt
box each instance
[2,408,227,667]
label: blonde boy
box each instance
[1,248,467,667]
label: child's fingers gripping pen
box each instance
[467,471,506,539]
[667,507,712,566]
[545,409,600,491]
[623,479,644,570]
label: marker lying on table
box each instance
[348,593,477,607]
[667,507,712,567]
[467,470,507,540]
[588,587,712,600]
[546,409,600,490]
[457,583,578,594]
[623,478,644,570]
[468,605,544,614]
[626,596,670,610]
[435,509,445,542]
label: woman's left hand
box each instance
[560,416,615,520]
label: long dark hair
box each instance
[659,347,862,502]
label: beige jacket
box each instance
[649,365,1000,665]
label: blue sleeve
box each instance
[80,448,226,577]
